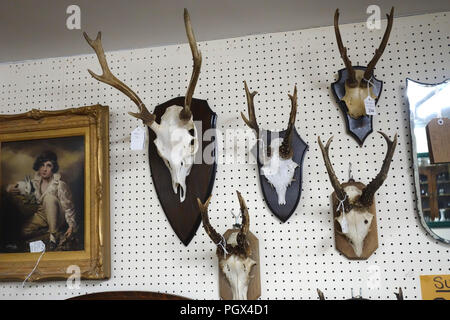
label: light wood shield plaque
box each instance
[218,229,261,300]
[332,181,378,260]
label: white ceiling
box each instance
[0,0,449,63]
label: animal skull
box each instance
[220,232,256,300]
[151,106,198,201]
[342,70,378,118]
[334,7,394,119]
[318,131,397,258]
[260,138,298,205]
[197,191,256,300]
[83,9,202,202]
[242,82,299,205]
[336,185,374,257]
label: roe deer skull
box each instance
[242,82,299,205]
[334,7,394,118]
[318,132,397,257]
[197,191,256,300]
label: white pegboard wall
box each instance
[0,12,449,300]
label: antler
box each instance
[83,32,156,126]
[236,191,251,256]
[359,131,397,207]
[279,85,298,159]
[317,289,326,300]
[241,81,260,135]
[334,9,357,88]
[241,81,272,159]
[180,9,202,121]
[362,7,394,85]
[394,287,403,300]
[197,196,222,245]
[318,136,351,212]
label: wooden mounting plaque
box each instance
[331,181,378,260]
[148,97,217,246]
[426,117,450,164]
[253,128,308,222]
[219,229,261,300]
[69,291,189,300]
[331,66,383,146]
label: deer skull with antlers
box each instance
[242,81,299,206]
[197,191,259,300]
[83,9,201,202]
[318,132,397,258]
[333,7,394,119]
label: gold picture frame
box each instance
[0,105,110,281]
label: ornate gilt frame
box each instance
[0,105,110,281]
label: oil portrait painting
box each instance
[1,136,85,253]
[0,106,110,281]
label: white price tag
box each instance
[364,96,376,116]
[340,215,349,233]
[130,127,146,151]
[29,240,45,253]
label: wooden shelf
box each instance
[427,221,450,228]
[421,180,450,185]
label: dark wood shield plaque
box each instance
[148,97,217,246]
[252,128,308,222]
[331,66,383,145]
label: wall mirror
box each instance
[407,78,450,243]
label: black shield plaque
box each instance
[148,97,217,246]
[331,66,383,145]
[252,128,308,222]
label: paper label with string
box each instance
[364,96,376,116]
[130,126,146,151]
[341,215,349,233]
[29,240,45,253]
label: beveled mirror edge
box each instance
[406,77,450,245]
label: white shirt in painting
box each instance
[30,173,78,231]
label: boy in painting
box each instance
[6,151,78,250]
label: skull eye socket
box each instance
[189,129,196,146]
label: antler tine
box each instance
[318,136,350,210]
[197,196,222,245]
[317,289,326,300]
[360,131,398,207]
[280,85,298,159]
[236,191,251,256]
[394,287,404,300]
[362,7,394,85]
[241,81,260,136]
[180,9,202,121]
[83,32,155,126]
[236,191,250,236]
[334,9,357,87]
